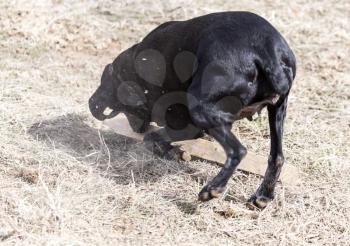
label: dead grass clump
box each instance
[15,168,39,184]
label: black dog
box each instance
[89,12,296,209]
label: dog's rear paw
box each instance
[246,194,272,210]
[198,184,226,202]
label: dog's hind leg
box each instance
[197,125,247,201]
[248,95,288,209]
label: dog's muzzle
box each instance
[89,95,118,121]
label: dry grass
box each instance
[0,0,349,245]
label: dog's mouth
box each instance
[102,107,119,119]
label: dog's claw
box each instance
[165,147,182,161]
[247,194,272,210]
[198,185,225,202]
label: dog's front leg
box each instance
[124,112,150,133]
[198,125,247,201]
[249,96,288,209]
[143,126,203,160]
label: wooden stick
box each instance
[104,114,300,185]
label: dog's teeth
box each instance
[103,107,113,116]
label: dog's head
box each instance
[89,64,119,121]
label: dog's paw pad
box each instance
[255,197,269,208]
[247,195,272,210]
[198,185,225,202]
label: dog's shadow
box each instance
[28,113,197,186]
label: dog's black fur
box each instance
[89,12,296,208]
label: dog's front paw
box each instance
[144,138,182,161]
[198,184,226,202]
[247,194,273,210]
[164,146,183,161]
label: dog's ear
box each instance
[117,81,147,107]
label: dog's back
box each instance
[110,12,295,125]
[114,12,294,89]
